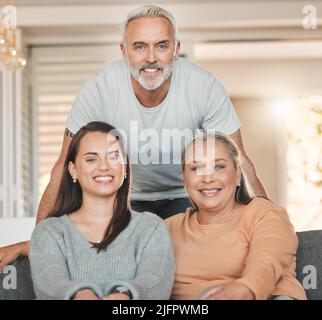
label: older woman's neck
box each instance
[198,201,242,225]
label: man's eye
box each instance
[86,158,96,162]
[158,44,167,49]
[135,45,145,50]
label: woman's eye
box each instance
[85,158,96,162]
[215,165,225,170]
[108,152,119,161]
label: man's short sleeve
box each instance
[201,76,240,135]
[66,73,103,135]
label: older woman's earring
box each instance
[73,178,77,183]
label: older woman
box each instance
[29,121,175,300]
[166,131,306,300]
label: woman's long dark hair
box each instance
[48,121,131,252]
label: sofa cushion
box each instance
[0,256,35,300]
[0,230,321,300]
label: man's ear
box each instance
[120,42,126,58]
[174,40,181,59]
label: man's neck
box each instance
[131,74,172,108]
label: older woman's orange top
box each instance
[165,197,307,300]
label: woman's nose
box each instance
[202,173,215,183]
[98,157,109,170]
[199,167,215,183]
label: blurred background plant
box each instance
[287,95,322,230]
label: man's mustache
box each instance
[139,64,164,71]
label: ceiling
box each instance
[6,0,321,46]
[14,0,242,5]
[12,0,314,6]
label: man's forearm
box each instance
[241,155,268,199]
[36,162,64,224]
[36,185,58,224]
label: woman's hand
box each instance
[102,292,131,300]
[73,289,100,300]
[198,282,255,300]
[0,241,30,272]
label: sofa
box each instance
[0,230,321,300]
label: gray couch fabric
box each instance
[0,230,321,300]
[0,256,36,300]
[295,230,322,300]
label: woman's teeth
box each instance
[94,176,113,182]
[200,188,221,196]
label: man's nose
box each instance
[146,47,156,64]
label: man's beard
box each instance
[128,61,174,91]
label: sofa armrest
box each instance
[0,256,36,300]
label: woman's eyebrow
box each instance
[107,150,119,154]
[215,158,228,162]
[190,158,228,163]
[83,150,119,156]
[83,152,98,156]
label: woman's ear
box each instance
[124,165,127,179]
[236,166,242,187]
[68,161,77,180]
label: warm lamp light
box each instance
[0,24,26,70]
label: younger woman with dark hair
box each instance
[29,121,175,300]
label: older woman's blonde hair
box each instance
[181,131,253,207]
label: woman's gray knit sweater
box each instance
[29,211,175,300]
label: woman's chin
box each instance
[191,199,219,211]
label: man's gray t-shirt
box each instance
[66,58,240,201]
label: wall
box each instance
[232,97,281,205]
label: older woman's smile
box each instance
[199,188,222,197]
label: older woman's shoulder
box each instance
[242,197,289,223]
[247,197,284,210]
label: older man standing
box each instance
[0,5,267,269]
